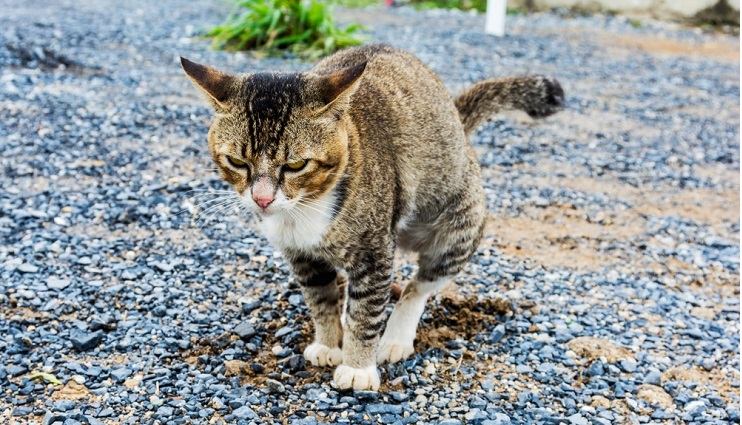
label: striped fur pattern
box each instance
[181,44,563,390]
[455,75,564,136]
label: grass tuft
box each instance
[206,0,364,59]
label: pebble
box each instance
[69,330,103,351]
[232,405,257,419]
[46,276,71,290]
[233,322,256,339]
[17,263,39,273]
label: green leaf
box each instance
[28,371,61,385]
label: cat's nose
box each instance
[253,195,273,209]
[252,176,275,210]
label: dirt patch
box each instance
[590,395,611,409]
[2,307,51,323]
[690,306,718,320]
[635,188,739,238]
[485,204,641,270]
[123,373,143,389]
[637,384,675,410]
[224,360,250,377]
[567,336,634,363]
[662,366,713,384]
[516,168,739,236]
[485,163,739,272]
[51,380,93,401]
[417,293,511,350]
[661,366,740,404]
[598,32,739,62]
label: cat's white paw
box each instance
[303,343,343,367]
[333,364,380,391]
[377,338,415,364]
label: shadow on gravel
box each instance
[4,37,101,74]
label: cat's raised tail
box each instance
[454,75,564,137]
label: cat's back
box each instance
[312,44,462,140]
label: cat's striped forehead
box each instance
[239,73,306,158]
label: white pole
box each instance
[485,0,507,36]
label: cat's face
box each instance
[181,58,364,217]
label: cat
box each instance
[181,43,563,391]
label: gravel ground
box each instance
[1,1,739,424]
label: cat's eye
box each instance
[226,156,248,169]
[284,159,307,172]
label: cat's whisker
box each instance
[195,200,242,228]
[183,189,235,196]
[182,194,238,215]
[174,195,233,217]
[286,204,314,229]
[193,198,241,224]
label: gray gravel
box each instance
[1,0,739,424]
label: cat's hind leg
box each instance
[377,275,450,363]
[378,190,485,364]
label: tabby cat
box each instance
[181,44,563,390]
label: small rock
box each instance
[490,413,511,425]
[684,400,706,416]
[18,263,39,273]
[490,324,506,344]
[69,330,103,351]
[110,368,132,383]
[643,369,662,385]
[567,413,589,425]
[619,359,637,373]
[367,404,403,415]
[153,261,173,272]
[232,405,257,419]
[46,276,71,290]
[266,378,285,393]
[275,326,293,338]
[233,322,256,339]
[156,406,173,417]
[585,360,605,376]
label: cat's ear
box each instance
[180,57,237,109]
[312,62,367,116]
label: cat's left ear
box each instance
[311,62,367,117]
[180,57,238,110]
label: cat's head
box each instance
[181,57,365,216]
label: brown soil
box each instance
[636,384,675,410]
[485,205,638,270]
[567,336,634,363]
[600,32,740,62]
[482,162,739,273]
[51,380,94,401]
[417,293,512,350]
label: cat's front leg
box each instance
[287,254,343,367]
[333,247,393,391]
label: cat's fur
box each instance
[181,44,563,390]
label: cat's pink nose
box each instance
[253,195,273,209]
[251,176,275,210]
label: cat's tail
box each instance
[454,75,564,137]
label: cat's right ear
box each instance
[180,57,236,109]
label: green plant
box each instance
[410,0,487,12]
[206,0,364,59]
[332,0,379,7]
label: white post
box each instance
[485,0,507,36]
